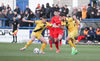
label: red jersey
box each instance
[51,16,64,38]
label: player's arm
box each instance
[22,18,35,23]
[47,23,59,28]
[73,15,79,25]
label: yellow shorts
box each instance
[68,30,78,40]
[31,32,42,40]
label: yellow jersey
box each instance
[66,18,75,32]
[33,20,52,34]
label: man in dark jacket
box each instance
[24,5,31,14]
[88,26,95,42]
[14,6,20,14]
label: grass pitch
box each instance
[0,43,100,61]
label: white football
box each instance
[33,48,40,54]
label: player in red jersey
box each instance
[51,11,64,53]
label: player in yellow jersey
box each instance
[66,15,80,55]
[20,16,55,54]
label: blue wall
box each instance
[16,0,29,12]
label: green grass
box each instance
[0,43,100,61]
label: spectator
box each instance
[40,4,45,17]
[72,7,78,15]
[82,5,87,19]
[87,4,93,18]
[36,4,40,9]
[6,4,10,10]
[54,4,59,11]
[2,9,8,18]
[60,6,65,13]
[23,11,29,19]
[0,11,4,18]
[88,26,95,42]
[45,3,51,18]
[90,11,96,18]
[7,11,14,26]
[20,10,24,20]
[64,5,69,15]
[23,11,29,26]
[50,4,55,17]
[35,10,40,19]
[76,8,82,20]
[14,6,20,14]
[24,5,31,14]
[29,11,34,20]
[1,3,5,11]
[95,27,100,42]
[28,11,35,27]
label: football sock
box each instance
[73,43,76,49]
[25,40,32,48]
[55,41,59,50]
[68,40,74,47]
[40,43,47,51]
[72,38,76,48]
[59,40,62,46]
[49,40,53,48]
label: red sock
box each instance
[49,40,52,48]
[77,35,85,42]
[59,40,62,46]
[55,41,59,50]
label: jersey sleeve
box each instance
[47,22,52,27]
[34,20,41,24]
[51,17,55,24]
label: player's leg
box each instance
[20,34,35,51]
[54,33,60,53]
[66,32,76,55]
[58,32,63,46]
[49,36,54,50]
[39,35,47,54]
[76,35,85,43]
[59,39,62,46]
[72,38,79,54]
[49,39,53,50]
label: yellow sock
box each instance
[73,38,76,48]
[25,40,32,48]
[40,43,47,51]
[68,40,74,47]
[73,43,76,48]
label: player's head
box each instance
[60,13,66,20]
[41,16,47,23]
[54,10,60,16]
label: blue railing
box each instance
[0,18,100,29]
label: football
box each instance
[33,48,40,54]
